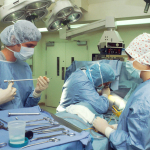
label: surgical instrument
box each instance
[35,128,65,134]
[20,138,60,150]
[26,117,47,123]
[44,117,59,125]
[4,79,38,83]
[30,130,75,142]
[25,128,65,139]
[0,118,7,124]
[26,123,51,127]
[27,124,60,131]
[0,142,7,148]
[8,112,40,117]
[0,121,8,131]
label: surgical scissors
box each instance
[30,130,75,142]
[20,138,60,149]
[0,142,7,148]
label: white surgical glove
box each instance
[0,82,17,105]
[34,76,50,98]
[93,117,115,136]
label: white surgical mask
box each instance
[6,45,34,61]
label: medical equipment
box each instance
[112,105,122,117]
[49,111,82,132]
[59,16,124,56]
[30,130,75,142]
[35,128,65,134]
[8,112,40,116]
[20,138,60,149]
[27,124,60,131]
[26,123,51,127]
[0,118,7,124]
[0,121,8,130]
[45,0,83,31]
[26,117,48,123]
[4,79,38,83]
[0,142,7,148]
[0,0,54,23]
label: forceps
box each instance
[20,138,60,149]
[30,130,75,142]
[0,121,8,131]
[0,142,7,148]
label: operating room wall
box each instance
[34,24,150,104]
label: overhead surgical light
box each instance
[45,0,83,32]
[0,0,54,23]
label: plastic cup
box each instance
[8,120,26,145]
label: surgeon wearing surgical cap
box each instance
[56,63,115,114]
[0,20,49,110]
[93,33,150,150]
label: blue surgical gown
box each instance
[109,80,150,150]
[0,60,41,110]
[57,69,109,114]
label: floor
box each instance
[39,104,56,114]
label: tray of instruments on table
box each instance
[0,106,89,150]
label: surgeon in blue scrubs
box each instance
[57,62,115,114]
[0,20,49,110]
[93,33,150,150]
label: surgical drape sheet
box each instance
[56,102,116,150]
[0,106,92,150]
[109,80,150,150]
[0,60,40,110]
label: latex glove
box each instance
[35,76,50,93]
[110,124,118,130]
[102,87,110,97]
[93,117,109,135]
[0,82,17,105]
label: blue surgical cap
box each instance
[86,63,115,86]
[0,20,41,46]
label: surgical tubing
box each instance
[61,116,105,139]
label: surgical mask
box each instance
[6,45,34,61]
[126,60,141,79]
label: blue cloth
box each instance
[0,60,40,110]
[109,80,150,150]
[0,106,92,150]
[0,20,41,46]
[57,69,109,114]
[86,63,115,87]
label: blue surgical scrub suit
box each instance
[109,80,150,150]
[57,69,109,114]
[0,60,40,110]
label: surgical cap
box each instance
[125,33,150,65]
[86,63,115,87]
[0,20,41,46]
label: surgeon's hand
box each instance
[102,87,110,96]
[93,117,109,135]
[35,76,50,93]
[0,82,17,105]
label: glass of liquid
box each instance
[8,120,26,145]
